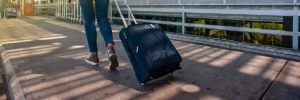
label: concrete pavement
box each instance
[0,57,7,100]
[0,16,299,100]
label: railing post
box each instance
[67,0,70,21]
[293,16,299,50]
[73,1,76,21]
[60,0,62,17]
[59,0,61,17]
[293,4,299,50]
[57,0,59,17]
[63,0,66,19]
[73,0,75,21]
[76,0,80,21]
[223,0,227,5]
[55,0,57,17]
[182,6,186,34]
[60,0,62,18]
[66,0,68,20]
[65,0,67,20]
[62,0,64,18]
[80,4,82,24]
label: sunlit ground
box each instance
[0,16,299,100]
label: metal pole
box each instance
[59,0,62,18]
[57,0,59,17]
[243,19,245,42]
[60,0,62,17]
[182,6,186,34]
[65,0,67,20]
[76,0,80,21]
[293,15,299,50]
[292,5,299,50]
[67,0,69,21]
[73,1,75,22]
[76,0,79,22]
[114,0,128,27]
[63,0,65,19]
[56,0,58,18]
[55,0,57,17]
[80,4,82,24]
[128,11,131,25]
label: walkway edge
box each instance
[0,43,26,100]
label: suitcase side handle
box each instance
[136,46,139,54]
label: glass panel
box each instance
[273,35,292,48]
[244,33,273,46]
[186,27,209,36]
[225,31,243,41]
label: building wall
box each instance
[22,0,34,16]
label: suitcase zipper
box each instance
[124,32,128,39]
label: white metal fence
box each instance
[55,0,82,24]
[35,4,56,16]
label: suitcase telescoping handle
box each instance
[113,0,137,27]
[114,0,140,54]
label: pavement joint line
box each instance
[258,60,289,100]
[0,43,26,100]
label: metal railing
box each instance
[35,3,56,16]
[118,0,299,5]
[55,0,82,24]
[53,0,300,50]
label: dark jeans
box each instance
[79,0,113,53]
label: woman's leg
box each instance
[79,0,97,53]
[94,0,119,70]
[94,0,114,46]
[79,0,99,65]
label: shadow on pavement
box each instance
[0,16,298,100]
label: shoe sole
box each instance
[109,54,119,70]
[85,59,98,66]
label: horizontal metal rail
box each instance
[116,0,300,5]
[112,17,298,36]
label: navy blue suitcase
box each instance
[119,24,182,85]
[114,0,182,85]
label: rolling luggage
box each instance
[114,0,182,85]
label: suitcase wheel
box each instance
[140,83,145,86]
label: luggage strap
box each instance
[113,0,137,27]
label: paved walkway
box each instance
[0,67,6,100]
[0,16,299,100]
